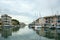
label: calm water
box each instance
[0,26,55,40]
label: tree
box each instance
[12,19,20,25]
[20,22,26,28]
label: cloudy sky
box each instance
[0,0,60,24]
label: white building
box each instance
[1,14,12,26]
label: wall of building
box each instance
[1,14,12,26]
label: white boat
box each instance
[35,25,41,31]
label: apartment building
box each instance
[29,14,60,28]
[29,17,45,31]
[1,14,12,26]
[44,15,60,28]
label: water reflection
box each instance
[0,26,55,40]
[32,27,60,40]
[1,29,12,38]
[0,25,21,38]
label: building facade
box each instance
[29,15,60,28]
[1,14,12,26]
[44,15,60,28]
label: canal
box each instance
[0,26,55,40]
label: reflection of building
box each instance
[1,28,12,38]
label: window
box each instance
[58,20,60,23]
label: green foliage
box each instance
[12,19,20,25]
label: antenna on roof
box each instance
[51,7,54,16]
[39,11,41,18]
[55,11,59,15]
